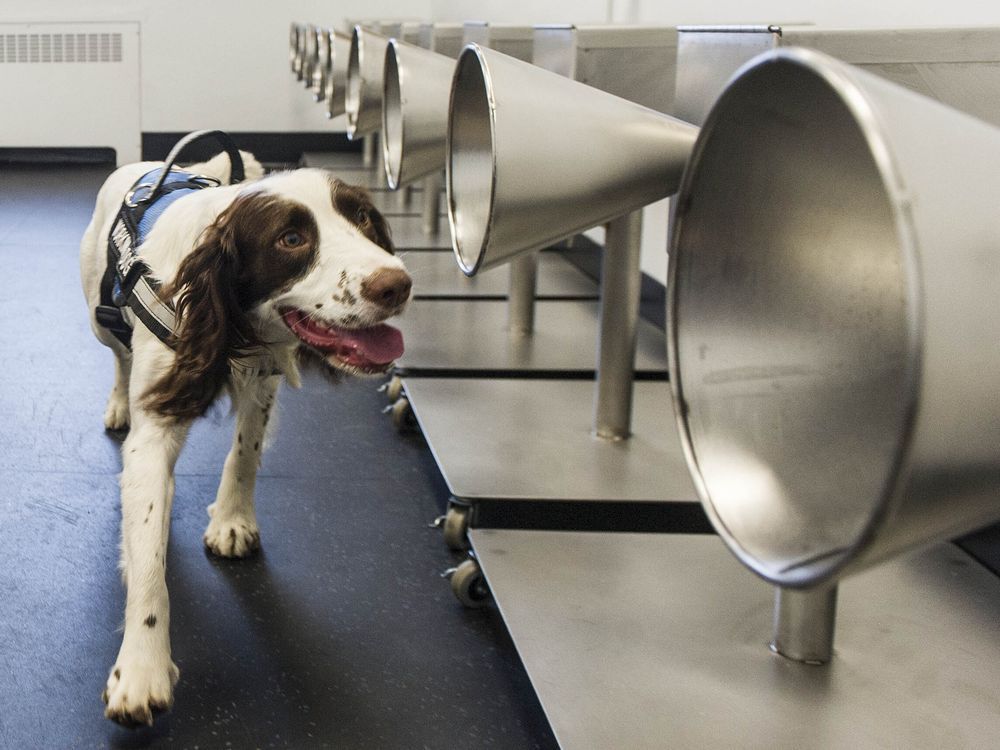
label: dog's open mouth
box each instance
[281,308,404,373]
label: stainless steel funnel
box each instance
[323,30,351,120]
[310,27,330,101]
[447,44,698,275]
[668,47,1000,589]
[382,40,457,189]
[346,26,392,139]
[289,23,301,75]
[301,24,318,89]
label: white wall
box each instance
[607,0,1000,27]
[0,0,431,132]
[432,0,1000,27]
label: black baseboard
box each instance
[141,132,359,164]
[469,498,713,535]
[558,235,667,331]
[0,147,116,165]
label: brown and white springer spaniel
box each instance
[80,153,411,726]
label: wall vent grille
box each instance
[0,32,123,63]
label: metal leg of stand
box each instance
[421,173,442,235]
[507,253,540,334]
[593,210,643,441]
[770,584,838,665]
[362,133,376,168]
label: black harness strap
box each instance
[96,130,245,350]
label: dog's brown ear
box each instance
[331,178,395,254]
[143,206,258,420]
[366,206,394,255]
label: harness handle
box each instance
[141,130,245,204]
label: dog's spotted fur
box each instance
[79,155,410,727]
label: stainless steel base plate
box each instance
[472,529,1000,750]
[407,252,597,299]
[395,301,668,375]
[404,379,694,502]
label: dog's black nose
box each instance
[360,267,412,309]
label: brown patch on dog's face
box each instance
[329,178,394,254]
[220,193,320,307]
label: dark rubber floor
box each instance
[0,164,557,749]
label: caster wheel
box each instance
[448,559,491,609]
[442,505,470,551]
[390,397,416,432]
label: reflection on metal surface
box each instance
[347,26,391,139]
[381,40,457,188]
[447,45,697,276]
[323,30,351,119]
[669,47,1000,589]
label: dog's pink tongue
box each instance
[336,324,404,365]
[281,309,405,366]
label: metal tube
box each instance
[421,173,442,235]
[668,47,1000,588]
[362,134,376,168]
[506,253,539,334]
[770,584,838,665]
[593,210,643,440]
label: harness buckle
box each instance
[124,182,155,208]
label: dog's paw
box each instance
[103,392,130,431]
[204,511,261,558]
[102,657,179,727]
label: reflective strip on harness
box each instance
[101,168,211,349]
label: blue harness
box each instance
[95,130,245,350]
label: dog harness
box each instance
[95,130,246,351]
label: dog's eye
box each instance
[279,230,304,248]
[356,208,370,225]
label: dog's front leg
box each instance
[103,409,188,726]
[203,375,280,558]
[103,346,132,431]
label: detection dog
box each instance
[80,153,410,725]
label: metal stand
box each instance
[507,253,539,334]
[396,210,688,517]
[362,133,377,167]
[421,173,443,235]
[771,585,838,664]
[471,529,1000,749]
[594,211,642,440]
[394,301,668,376]
[405,379,694,502]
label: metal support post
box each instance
[362,133,377,168]
[507,253,539,334]
[593,210,643,440]
[770,584,838,664]
[421,172,442,235]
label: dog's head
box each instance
[146,168,411,419]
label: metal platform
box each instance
[299,151,368,170]
[471,529,1000,750]
[395,302,668,376]
[407,251,598,300]
[369,186,439,216]
[385,214,451,250]
[404,379,692,503]
[301,149,393,189]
